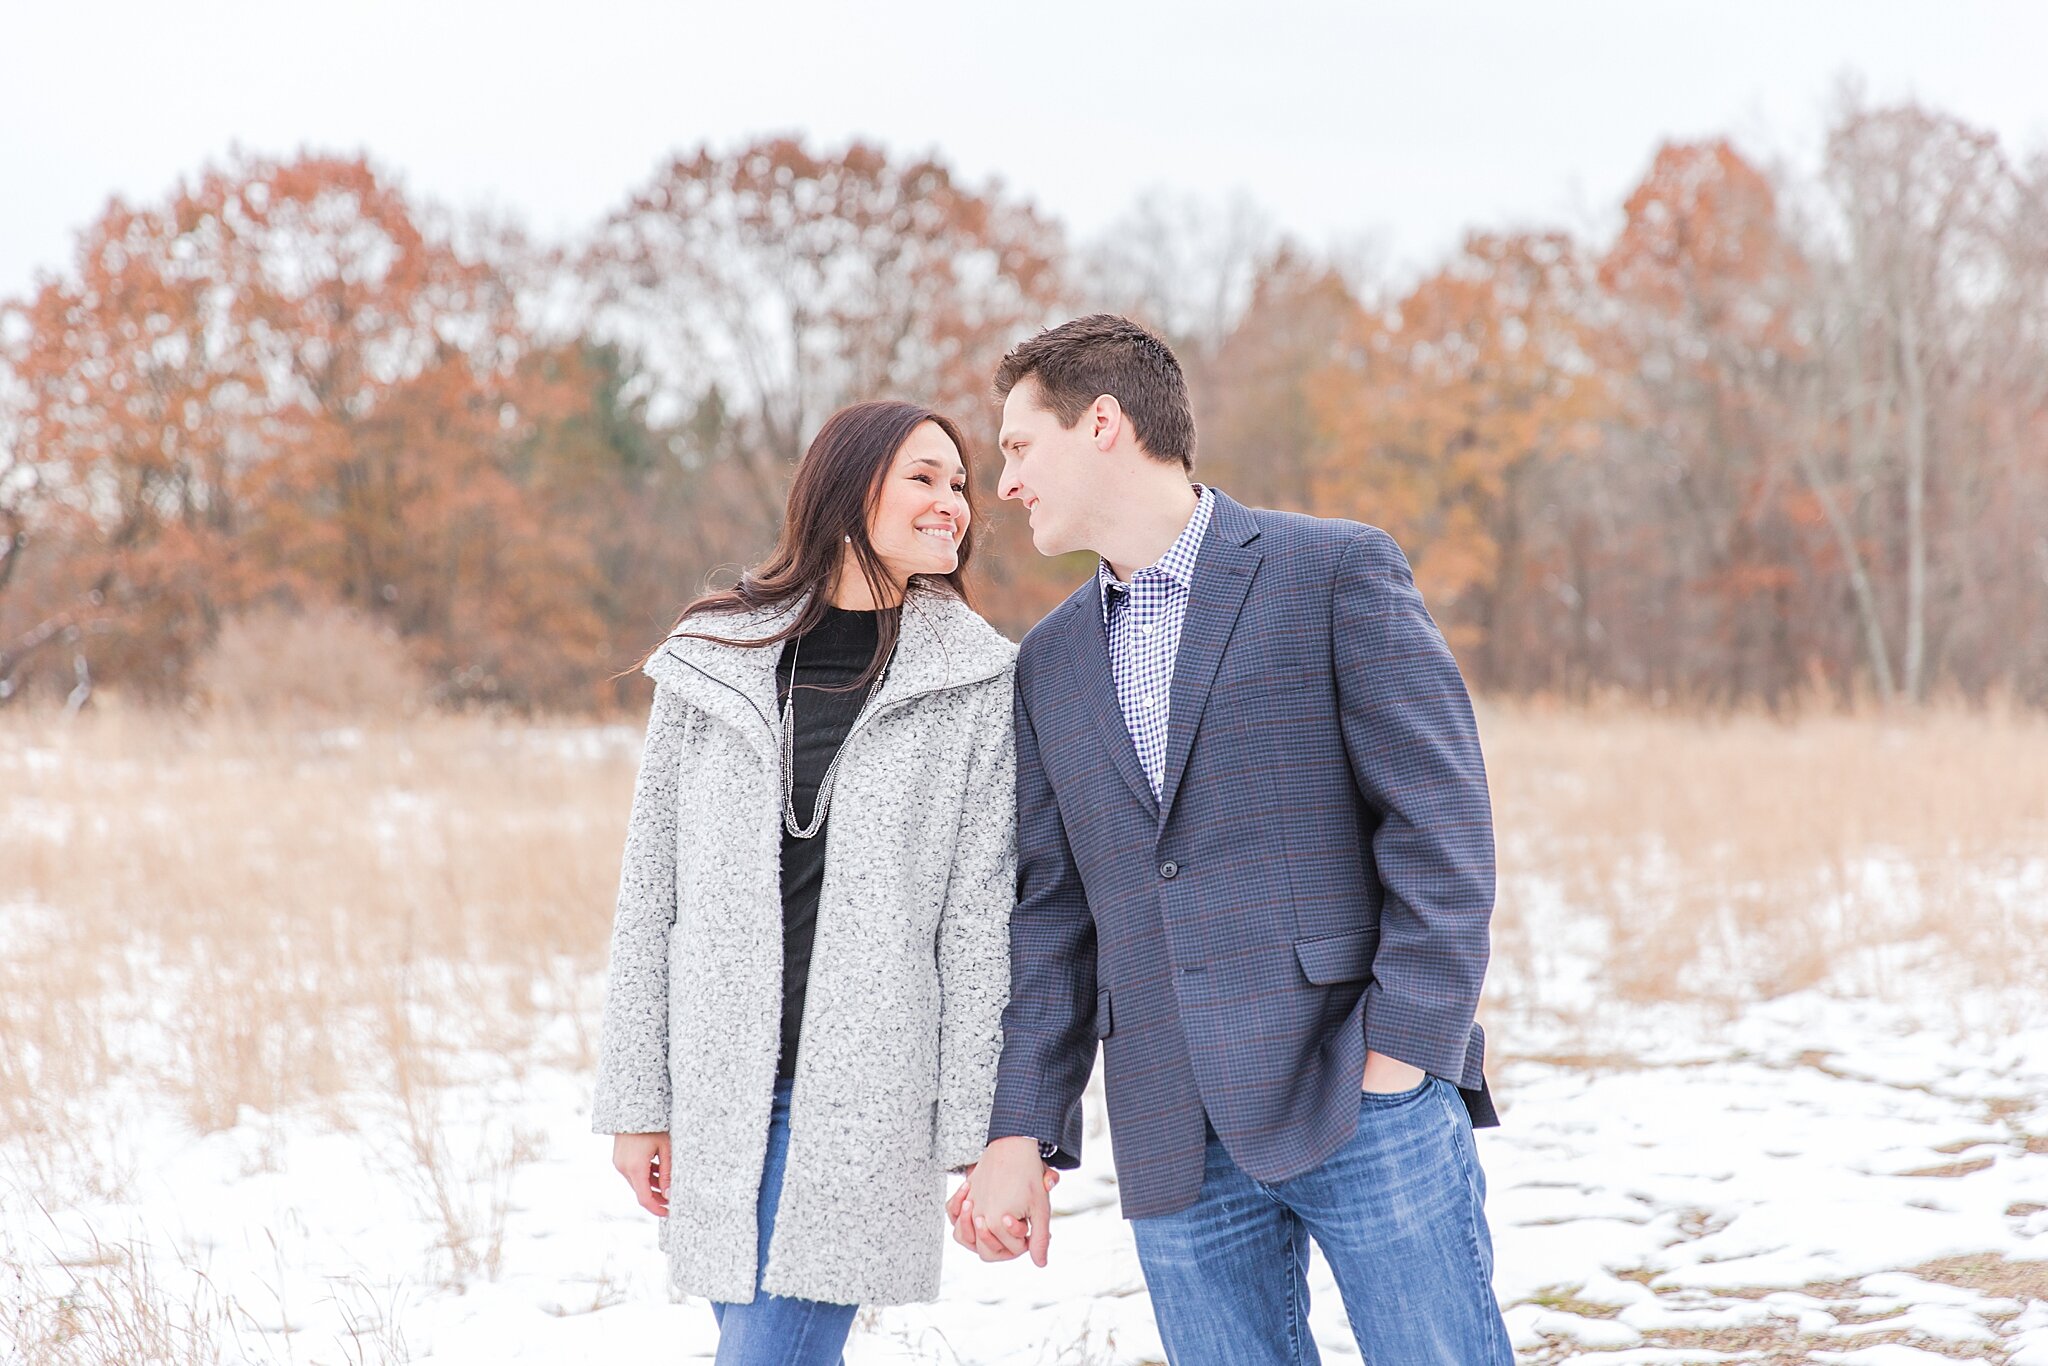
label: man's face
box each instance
[997,377,1099,558]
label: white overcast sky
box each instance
[4,0,2045,302]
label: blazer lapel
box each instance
[1158,494,1264,823]
[1062,593,1160,819]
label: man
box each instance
[951,315,1511,1364]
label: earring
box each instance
[843,535,852,544]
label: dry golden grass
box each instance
[0,1229,238,1366]
[1,1216,410,1366]
[2,698,2044,1160]
[0,702,634,1183]
[1480,700,2048,1010]
[192,604,429,722]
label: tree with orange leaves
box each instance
[1,169,266,697]
[1199,245,1360,514]
[2,152,609,706]
[1310,232,1609,689]
[1595,138,1830,705]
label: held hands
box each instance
[612,1132,671,1217]
[942,1058,1417,1270]
[947,1136,1058,1266]
[940,1060,1419,1272]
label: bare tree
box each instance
[1078,189,1277,375]
[1815,94,2015,703]
[582,139,1065,539]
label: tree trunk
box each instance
[1896,305,1931,704]
[1798,373,1896,705]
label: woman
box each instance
[591,400,1034,1364]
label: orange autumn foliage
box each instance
[1309,232,1609,678]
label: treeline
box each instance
[3,99,2044,712]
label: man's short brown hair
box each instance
[993,314,1195,468]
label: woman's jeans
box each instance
[708,1079,858,1366]
[1130,1075,1514,1365]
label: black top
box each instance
[773,606,883,1082]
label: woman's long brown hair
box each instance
[635,400,980,687]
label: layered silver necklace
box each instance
[779,626,892,839]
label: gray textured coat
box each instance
[591,586,1017,1307]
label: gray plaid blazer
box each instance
[987,491,1499,1220]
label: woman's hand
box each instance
[613,1132,671,1217]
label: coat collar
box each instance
[645,584,1015,747]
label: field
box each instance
[3,702,2046,1364]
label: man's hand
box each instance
[1362,1049,1427,1094]
[948,1161,1059,1242]
[612,1132,670,1217]
[948,1137,1053,1265]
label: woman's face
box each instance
[866,421,971,586]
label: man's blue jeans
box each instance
[1130,1075,1513,1365]
[708,1079,858,1366]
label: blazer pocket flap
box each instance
[1295,930,1372,985]
[1093,987,1113,1039]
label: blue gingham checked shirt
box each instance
[1097,486,1215,797]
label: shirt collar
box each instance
[1098,484,1214,622]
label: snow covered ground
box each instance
[7,957,2044,1364]
[4,715,2045,1364]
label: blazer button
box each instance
[1160,860,1179,879]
